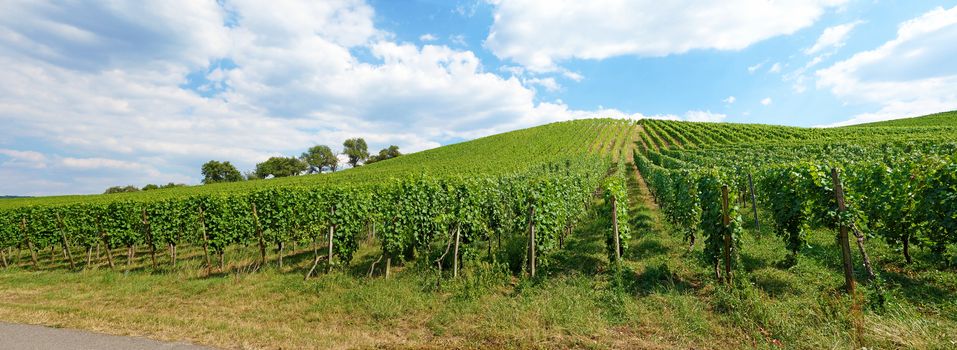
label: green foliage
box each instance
[343,138,370,168]
[366,145,401,164]
[104,185,140,194]
[697,169,742,273]
[300,145,339,173]
[255,156,308,179]
[0,119,624,275]
[635,117,957,270]
[201,160,243,184]
[854,110,957,128]
[759,165,813,256]
[601,162,630,263]
[920,154,957,255]
[100,201,140,248]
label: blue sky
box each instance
[1,0,956,195]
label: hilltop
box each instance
[852,110,957,127]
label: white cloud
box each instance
[526,77,561,92]
[499,65,525,76]
[0,149,48,169]
[723,96,736,104]
[779,21,862,95]
[454,2,480,17]
[817,6,957,126]
[684,110,727,122]
[485,0,848,72]
[450,34,467,46]
[61,157,147,171]
[419,33,437,42]
[562,70,584,82]
[0,0,626,195]
[805,21,862,55]
[761,97,773,106]
[768,63,782,73]
[748,61,765,73]
[0,1,231,71]
[605,110,726,123]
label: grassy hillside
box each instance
[853,110,957,127]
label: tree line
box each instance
[105,138,401,193]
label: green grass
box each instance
[2,163,954,349]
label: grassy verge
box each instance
[0,164,954,349]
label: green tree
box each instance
[366,145,401,164]
[104,185,139,194]
[342,138,369,168]
[142,184,160,191]
[201,160,243,184]
[300,145,339,173]
[255,157,308,179]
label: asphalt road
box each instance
[0,322,214,350]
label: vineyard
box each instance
[635,118,957,279]
[0,119,637,278]
[1,113,956,349]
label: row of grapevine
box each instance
[0,157,610,276]
[634,117,957,290]
[601,161,631,263]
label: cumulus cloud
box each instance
[723,96,736,104]
[0,149,48,169]
[805,21,862,55]
[0,0,614,195]
[816,6,957,126]
[419,33,437,42]
[761,97,773,106]
[485,0,848,72]
[525,77,561,92]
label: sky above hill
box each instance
[1,0,956,195]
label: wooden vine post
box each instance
[721,185,732,285]
[326,225,335,274]
[612,195,621,263]
[251,203,267,266]
[54,212,76,269]
[385,255,391,278]
[748,173,759,231]
[528,205,536,278]
[278,242,284,268]
[141,209,157,270]
[327,206,335,274]
[198,206,212,275]
[126,245,135,271]
[22,218,38,268]
[97,219,114,269]
[453,225,461,278]
[169,235,178,267]
[85,243,93,269]
[831,168,856,294]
